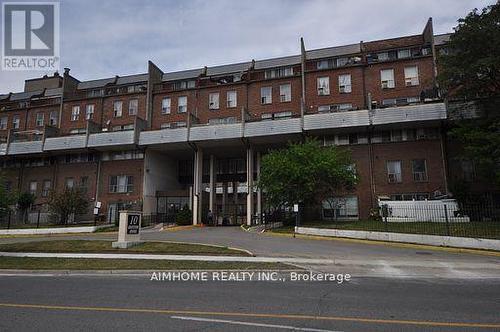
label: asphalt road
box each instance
[1,226,499,278]
[0,275,498,331]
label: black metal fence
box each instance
[0,205,108,230]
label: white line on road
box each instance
[171,315,342,331]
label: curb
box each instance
[264,229,500,257]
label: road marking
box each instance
[171,315,341,331]
[0,303,498,328]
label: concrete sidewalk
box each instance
[0,252,334,265]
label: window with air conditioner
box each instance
[42,180,51,197]
[279,84,291,102]
[261,87,272,104]
[412,159,428,182]
[85,104,95,120]
[113,101,123,117]
[227,91,237,108]
[71,106,80,121]
[404,66,419,86]
[178,96,187,113]
[338,74,352,93]
[209,93,219,110]
[317,77,330,95]
[49,111,58,126]
[387,160,402,183]
[380,69,395,89]
[128,99,138,115]
[161,98,171,114]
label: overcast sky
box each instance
[0,0,495,93]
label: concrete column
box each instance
[246,147,254,226]
[209,155,215,214]
[192,149,203,225]
[256,151,262,223]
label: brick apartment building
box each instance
[0,18,480,225]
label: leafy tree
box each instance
[437,3,500,187]
[47,188,89,225]
[437,3,500,98]
[0,177,14,218]
[17,192,35,223]
[258,138,358,209]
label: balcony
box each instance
[304,110,370,131]
[244,117,302,137]
[8,141,44,155]
[87,130,136,148]
[44,134,87,151]
[371,102,446,125]
[139,127,188,146]
[189,122,243,141]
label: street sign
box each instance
[127,214,140,234]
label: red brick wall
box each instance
[101,93,146,129]
[98,159,144,213]
[305,66,366,112]
[364,57,435,104]
[61,98,103,134]
[151,90,195,129]
[26,105,59,130]
[195,84,247,123]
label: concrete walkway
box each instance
[0,252,333,265]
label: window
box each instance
[404,66,419,86]
[0,117,7,130]
[261,87,272,104]
[380,69,395,89]
[227,91,237,108]
[85,104,95,120]
[113,101,123,117]
[391,130,403,142]
[128,99,138,115]
[322,196,358,219]
[412,159,428,182]
[209,93,219,110]
[398,49,410,59]
[317,60,332,70]
[264,67,293,79]
[208,117,236,125]
[71,106,80,121]
[387,161,402,183]
[49,111,58,126]
[178,96,187,113]
[65,177,75,189]
[279,84,291,102]
[338,74,352,93]
[109,175,134,193]
[261,111,292,120]
[12,115,20,129]
[317,77,330,95]
[42,180,51,197]
[35,113,44,127]
[29,181,37,195]
[173,80,195,90]
[161,98,171,114]
[80,176,89,193]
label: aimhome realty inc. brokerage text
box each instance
[150,271,352,283]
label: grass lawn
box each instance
[0,240,250,256]
[271,221,500,239]
[0,257,289,270]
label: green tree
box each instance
[0,177,14,218]
[438,3,500,186]
[17,192,35,223]
[258,138,358,209]
[437,4,500,98]
[47,188,90,225]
